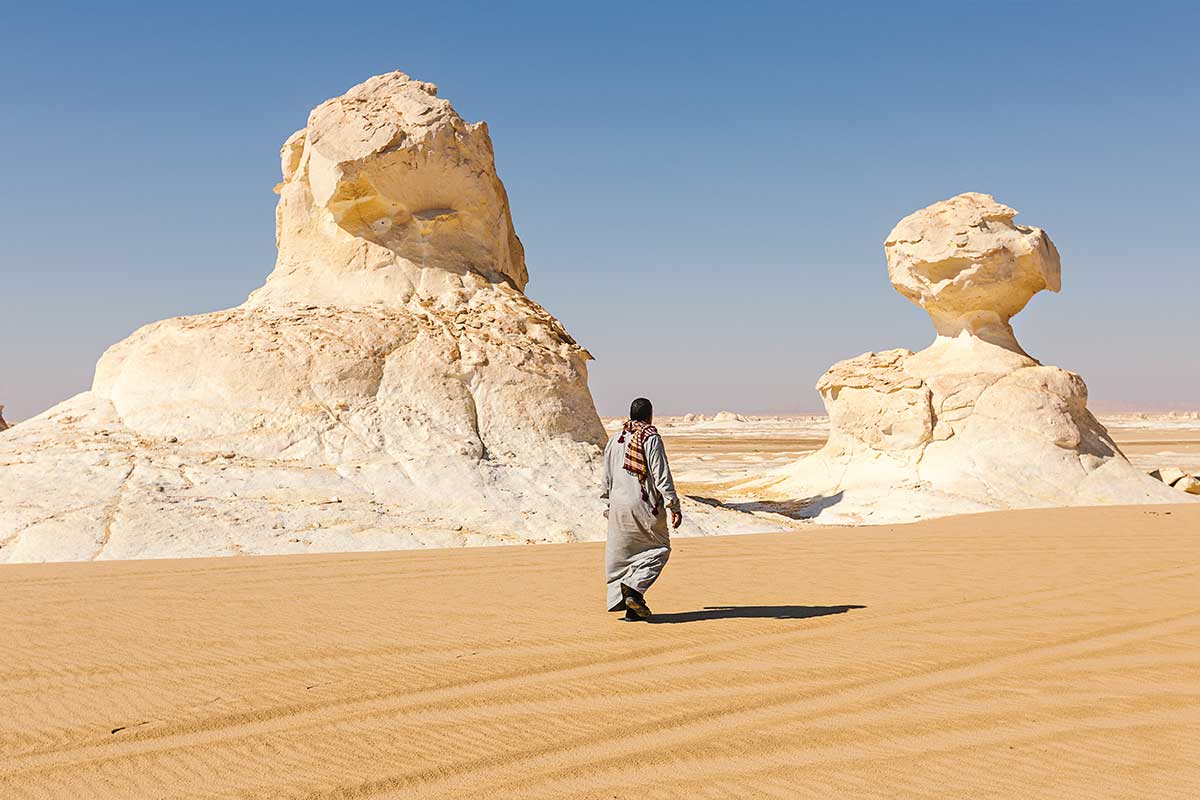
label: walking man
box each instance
[602,397,682,621]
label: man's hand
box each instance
[671,509,683,529]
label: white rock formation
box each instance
[1174,475,1200,495]
[1149,467,1187,486]
[887,192,1061,354]
[0,405,9,431]
[0,72,781,563]
[752,192,1192,523]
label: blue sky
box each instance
[2,2,1197,420]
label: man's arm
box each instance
[645,434,682,526]
[601,437,613,503]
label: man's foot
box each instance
[621,584,652,620]
[621,608,648,622]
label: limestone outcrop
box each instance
[1175,476,1200,495]
[886,193,1060,353]
[754,193,1191,523]
[0,72,780,563]
[1149,467,1187,486]
[1149,467,1200,495]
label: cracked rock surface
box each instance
[1,72,783,562]
[751,193,1192,523]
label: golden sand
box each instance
[2,504,1198,798]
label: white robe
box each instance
[602,428,681,610]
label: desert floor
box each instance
[3,503,1198,798]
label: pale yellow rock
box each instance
[90,72,602,468]
[0,72,785,563]
[755,193,1191,523]
[886,192,1060,353]
[252,72,527,308]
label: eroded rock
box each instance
[0,72,783,563]
[886,192,1060,353]
[753,193,1190,523]
[1174,475,1200,495]
[1149,467,1188,486]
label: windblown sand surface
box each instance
[3,504,1198,798]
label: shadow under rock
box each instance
[647,604,865,624]
[689,491,845,520]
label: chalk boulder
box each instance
[1149,467,1188,486]
[753,193,1191,523]
[1174,475,1200,495]
[0,72,781,563]
[886,192,1060,353]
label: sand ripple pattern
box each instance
[2,504,1198,798]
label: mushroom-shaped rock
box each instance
[886,192,1061,352]
[741,192,1191,524]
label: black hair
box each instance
[630,397,653,422]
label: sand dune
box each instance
[2,504,1198,798]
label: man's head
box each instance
[630,397,653,423]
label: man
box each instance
[602,397,682,621]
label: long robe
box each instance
[602,427,681,610]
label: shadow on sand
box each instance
[688,492,845,520]
[647,604,865,624]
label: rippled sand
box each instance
[3,503,1197,798]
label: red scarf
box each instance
[618,420,661,513]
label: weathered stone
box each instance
[886,192,1060,353]
[1149,467,1188,486]
[0,71,781,563]
[1173,475,1200,494]
[753,193,1192,523]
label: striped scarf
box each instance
[618,420,661,514]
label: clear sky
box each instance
[2,2,1197,420]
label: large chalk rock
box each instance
[755,193,1190,523]
[0,405,9,432]
[886,192,1061,352]
[1149,467,1187,486]
[1174,475,1200,495]
[0,72,779,563]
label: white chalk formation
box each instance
[0,72,779,563]
[757,192,1192,523]
[1149,467,1200,495]
[0,405,9,432]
